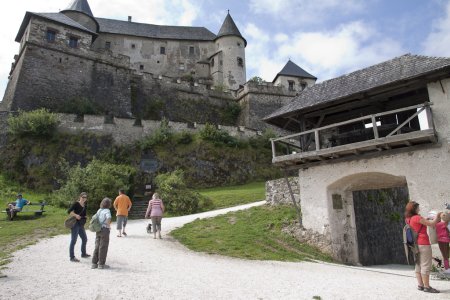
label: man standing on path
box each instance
[113,189,132,237]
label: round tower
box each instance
[213,12,246,90]
[61,0,99,33]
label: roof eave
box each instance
[15,12,98,42]
[264,66,450,128]
[214,34,247,47]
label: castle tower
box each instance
[273,60,317,92]
[212,12,246,90]
[61,0,99,33]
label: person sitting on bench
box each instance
[7,193,30,219]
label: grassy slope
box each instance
[197,181,266,209]
[0,192,67,265]
[171,205,333,262]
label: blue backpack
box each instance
[403,222,423,264]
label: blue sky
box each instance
[1,0,450,98]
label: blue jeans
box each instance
[69,221,87,259]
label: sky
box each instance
[1,0,450,98]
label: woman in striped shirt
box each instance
[145,193,165,239]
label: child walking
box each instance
[436,212,450,273]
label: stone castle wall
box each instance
[1,16,298,132]
[57,113,261,144]
[237,82,297,131]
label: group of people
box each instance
[68,190,164,269]
[405,201,450,294]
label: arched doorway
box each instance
[327,172,409,265]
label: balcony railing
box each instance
[271,102,437,167]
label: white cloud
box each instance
[244,21,404,83]
[422,1,450,57]
[91,0,202,25]
[249,0,365,25]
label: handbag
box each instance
[64,216,77,229]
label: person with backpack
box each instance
[91,197,112,269]
[404,201,442,293]
[67,192,90,262]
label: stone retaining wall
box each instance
[266,176,333,256]
[265,177,300,206]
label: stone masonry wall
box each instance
[57,113,261,144]
[237,82,296,131]
[266,177,300,206]
[266,176,333,256]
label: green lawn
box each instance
[197,181,265,209]
[171,205,333,262]
[0,180,67,267]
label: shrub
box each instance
[139,119,173,149]
[221,102,241,124]
[174,131,194,145]
[59,97,104,115]
[52,159,136,214]
[8,109,59,137]
[249,129,277,149]
[154,169,212,215]
[248,76,265,85]
[199,123,240,147]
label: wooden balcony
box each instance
[271,103,437,168]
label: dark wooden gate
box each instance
[353,187,409,266]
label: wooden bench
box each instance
[2,202,47,220]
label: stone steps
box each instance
[128,196,150,219]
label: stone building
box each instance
[265,54,450,265]
[0,0,316,130]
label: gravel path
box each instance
[1,201,449,300]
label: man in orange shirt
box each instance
[113,189,132,237]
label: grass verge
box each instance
[0,188,67,267]
[171,205,333,262]
[196,181,265,209]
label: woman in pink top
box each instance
[404,201,441,293]
[436,212,449,271]
[145,193,165,239]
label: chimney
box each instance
[128,16,132,22]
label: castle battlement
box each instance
[57,113,261,144]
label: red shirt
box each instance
[407,215,430,245]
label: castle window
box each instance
[189,46,195,55]
[288,80,295,91]
[131,44,136,49]
[237,42,241,47]
[300,82,307,91]
[105,42,111,49]
[46,30,56,42]
[237,57,244,67]
[160,46,166,54]
[69,36,78,48]
[140,64,144,70]
[211,58,215,67]
[220,60,223,66]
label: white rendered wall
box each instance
[297,78,450,263]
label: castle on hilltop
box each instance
[1,0,317,130]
